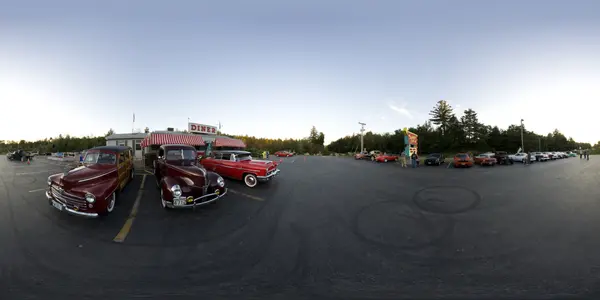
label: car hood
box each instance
[59,164,116,186]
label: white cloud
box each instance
[455,104,462,108]
[388,103,414,119]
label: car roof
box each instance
[215,150,252,155]
[161,144,197,150]
[89,145,131,152]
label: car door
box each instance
[216,153,234,178]
[117,152,128,190]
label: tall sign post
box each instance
[358,122,366,152]
[403,128,419,157]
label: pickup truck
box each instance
[6,150,35,162]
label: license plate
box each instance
[174,199,186,206]
[52,200,63,211]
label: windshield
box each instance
[428,154,441,158]
[83,151,116,165]
[166,149,196,161]
[457,154,468,159]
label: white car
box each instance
[533,152,550,161]
[509,152,537,163]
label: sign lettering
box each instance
[188,122,217,135]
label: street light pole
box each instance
[519,119,525,151]
[358,122,366,152]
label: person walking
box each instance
[400,152,407,168]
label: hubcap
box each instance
[245,175,257,187]
[107,193,115,212]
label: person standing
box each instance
[411,152,418,168]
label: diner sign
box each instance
[189,123,217,135]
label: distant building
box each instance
[105,132,148,159]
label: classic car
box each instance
[424,153,444,166]
[354,152,370,160]
[374,153,399,162]
[154,144,227,210]
[453,153,474,168]
[492,151,514,165]
[7,149,35,161]
[274,151,294,157]
[200,150,280,188]
[473,153,497,166]
[46,146,134,218]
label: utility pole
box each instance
[358,122,366,153]
[520,119,525,153]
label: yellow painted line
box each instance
[113,174,146,243]
[229,189,265,201]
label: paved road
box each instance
[1,155,599,299]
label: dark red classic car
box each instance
[200,150,280,188]
[46,146,134,218]
[154,144,227,209]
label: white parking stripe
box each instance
[28,188,47,193]
[16,171,52,175]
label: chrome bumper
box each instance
[167,188,228,209]
[46,191,99,218]
[257,169,280,181]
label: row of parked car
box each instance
[355,150,578,168]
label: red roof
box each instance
[213,137,246,148]
[140,133,205,148]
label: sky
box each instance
[0,0,599,145]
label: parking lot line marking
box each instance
[113,174,146,243]
[16,170,51,175]
[228,189,265,201]
[28,188,47,193]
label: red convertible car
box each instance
[154,144,227,210]
[275,151,294,157]
[200,150,280,188]
[46,145,134,218]
[374,153,399,162]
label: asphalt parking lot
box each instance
[1,155,599,299]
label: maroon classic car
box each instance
[46,146,134,218]
[154,144,227,209]
[200,150,280,188]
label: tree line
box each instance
[1,127,330,155]
[1,110,597,156]
[327,100,597,155]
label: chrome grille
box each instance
[51,186,87,209]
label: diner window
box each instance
[135,141,141,151]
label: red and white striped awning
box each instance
[213,137,246,148]
[140,133,205,148]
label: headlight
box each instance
[85,193,95,203]
[47,177,52,186]
[217,176,225,187]
[170,185,182,198]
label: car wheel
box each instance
[160,189,171,210]
[244,173,258,188]
[100,192,116,216]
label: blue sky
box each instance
[1,0,599,144]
